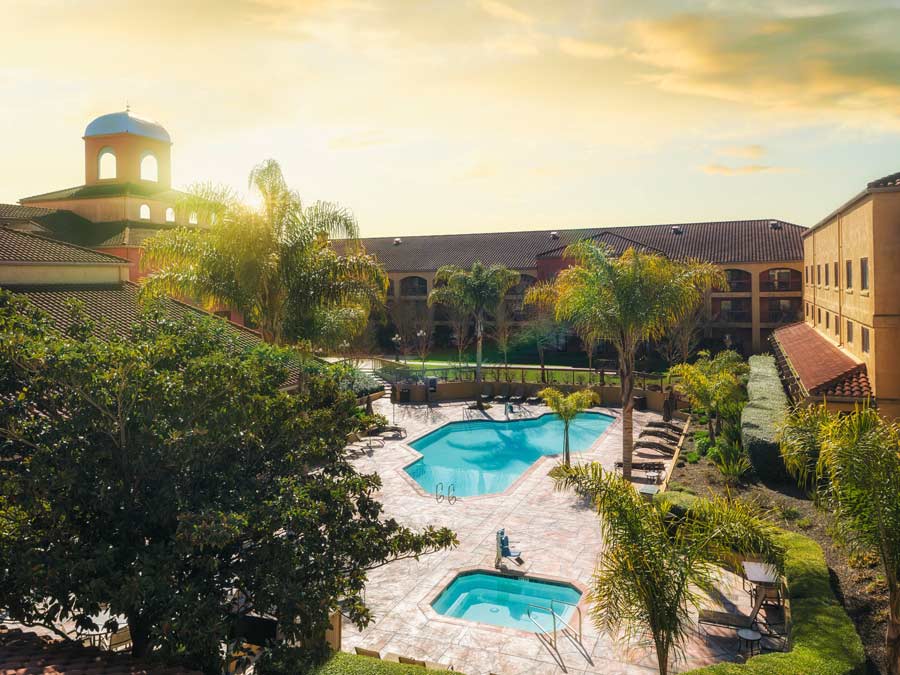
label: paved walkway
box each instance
[344,399,747,674]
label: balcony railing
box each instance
[764,309,802,324]
[713,310,752,323]
[760,280,801,292]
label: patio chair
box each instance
[639,428,681,444]
[510,386,526,404]
[634,439,677,455]
[495,528,524,567]
[494,384,510,403]
[347,431,385,449]
[355,647,381,659]
[698,587,765,635]
[526,391,542,405]
[376,424,406,439]
[480,383,494,403]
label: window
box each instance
[861,257,869,290]
[834,315,839,336]
[98,147,117,180]
[139,203,150,220]
[834,262,839,288]
[761,268,801,292]
[847,320,853,343]
[817,265,821,285]
[824,263,829,286]
[399,276,428,297]
[805,266,809,284]
[862,326,870,353]
[846,260,853,289]
[826,312,830,330]
[189,211,198,225]
[817,308,822,324]
[165,207,175,223]
[140,153,158,182]
[723,269,752,292]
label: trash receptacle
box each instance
[632,395,647,411]
[399,387,411,403]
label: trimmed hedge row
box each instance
[741,355,790,481]
[311,652,455,675]
[684,530,865,675]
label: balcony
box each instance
[764,309,803,324]
[713,310,752,324]
[760,280,802,292]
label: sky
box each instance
[2,0,900,237]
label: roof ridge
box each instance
[0,226,130,264]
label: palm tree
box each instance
[527,242,723,478]
[428,262,519,395]
[779,404,900,675]
[553,463,783,675]
[670,350,748,442]
[141,159,387,346]
[539,388,599,466]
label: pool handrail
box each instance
[551,598,582,643]
[526,603,557,647]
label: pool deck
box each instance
[344,399,750,674]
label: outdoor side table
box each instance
[737,628,762,657]
[742,561,782,606]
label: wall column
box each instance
[751,272,761,352]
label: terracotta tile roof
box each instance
[0,227,128,265]
[351,219,803,272]
[868,171,900,189]
[20,183,187,204]
[4,283,301,389]
[0,626,198,675]
[0,204,56,220]
[771,322,871,399]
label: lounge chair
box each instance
[494,384,510,403]
[480,383,494,403]
[376,424,406,439]
[639,428,681,444]
[634,439,677,455]
[614,460,666,482]
[526,391,542,405]
[510,386,526,404]
[347,431,385,449]
[647,420,684,434]
[698,587,765,635]
[355,647,381,659]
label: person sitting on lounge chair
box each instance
[494,528,524,568]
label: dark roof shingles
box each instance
[868,171,900,189]
[0,227,127,265]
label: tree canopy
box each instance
[670,349,748,441]
[0,291,454,673]
[141,159,387,346]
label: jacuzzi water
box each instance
[405,412,613,496]
[431,571,582,632]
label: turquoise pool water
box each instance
[406,412,613,496]
[431,572,582,632]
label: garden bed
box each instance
[669,433,888,674]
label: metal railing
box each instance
[527,604,557,648]
[551,599,583,644]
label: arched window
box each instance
[98,147,117,180]
[760,268,802,292]
[722,269,752,293]
[165,207,175,223]
[140,153,158,182]
[399,276,428,297]
[139,204,151,220]
[189,212,198,225]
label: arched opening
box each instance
[507,273,537,296]
[98,148,117,180]
[165,207,175,223]
[722,269,752,293]
[760,268,802,292]
[189,212,198,225]
[139,204,151,220]
[399,276,428,297]
[140,153,158,182]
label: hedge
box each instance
[741,355,790,481]
[685,530,865,675]
[311,652,456,675]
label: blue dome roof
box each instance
[84,111,171,143]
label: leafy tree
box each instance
[658,303,706,366]
[142,159,387,346]
[538,388,599,466]
[528,243,724,478]
[779,404,900,674]
[512,309,562,384]
[670,350,749,442]
[0,292,454,673]
[490,298,516,381]
[552,463,783,675]
[428,262,519,398]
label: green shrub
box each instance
[741,355,790,481]
[310,653,456,675]
[685,531,865,675]
[685,451,701,464]
[653,489,699,517]
[695,435,712,456]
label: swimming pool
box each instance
[405,411,613,497]
[431,571,582,632]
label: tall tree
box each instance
[528,243,723,478]
[428,262,519,395]
[553,463,783,675]
[142,159,387,346]
[538,388,599,466]
[780,404,900,675]
[490,298,516,381]
[670,350,749,441]
[0,292,454,673]
[513,308,562,384]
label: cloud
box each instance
[479,0,534,25]
[721,144,765,159]
[701,163,788,176]
[630,9,900,127]
[558,37,623,60]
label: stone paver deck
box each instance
[344,399,749,674]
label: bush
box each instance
[310,653,456,675]
[741,355,790,481]
[685,531,865,675]
[709,440,752,485]
[654,489,699,517]
[332,364,384,398]
[695,434,712,456]
[684,451,701,464]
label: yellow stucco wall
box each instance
[0,263,130,286]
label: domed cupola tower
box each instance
[83,109,172,188]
